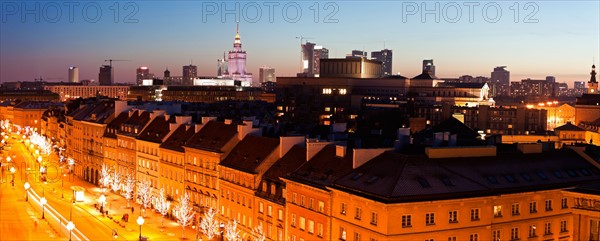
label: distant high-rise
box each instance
[422,59,435,76]
[217,53,228,78]
[299,42,329,77]
[350,50,367,58]
[259,67,276,83]
[136,66,151,86]
[183,64,197,85]
[371,49,393,76]
[99,65,113,86]
[546,76,556,83]
[164,68,170,78]
[68,66,79,83]
[491,66,510,97]
[222,23,253,85]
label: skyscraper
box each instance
[68,66,79,83]
[491,66,510,96]
[183,64,197,85]
[350,50,367,58]
[299,42,329,77]
[371,49,393,76]
[422,59,436,76]
[99,65,113,86]
[136,66,151,86]
[259,67,276,83]
[222,23,253,85]
[217,53,228,78]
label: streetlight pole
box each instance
[137,215,145,241]
[41,182,46,219]
[24,182,30,201]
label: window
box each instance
[469,234,478,241]
[300,195,305,206]
[544,222,552,235]
[560,220,568,232]
[318,201,325,213]
[317,223,323,237]
[545,199,552,211]
[291,213,296,227]
[494,205,502,217]
[402,215,412,227]
[309,198,314,210]
[354,232,360,241]
[470,209,480,221]
[528,225,537,237]
[299,217,305,230]
[292,193,297,204]
[268,205,273,216]
[511,227,519,240]
[341,203,347,215]
[259,202,264,213]
[529,201,537,213]
[355,208,362,220]
[425,213,435,225]
[278,209,283,221]
[512,203,520,216]
[340,227,347,240]
[371,212,378,226]
[449,211,458,223]
[308,220,314,234]
[448,237,457,241]
[492,230,500,241]
[561,198,568,209]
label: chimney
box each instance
[279,136,305,158]
[114,100,130,117]
[170,116,192,131]
[150,109,166,119]
[336,145,346,158]
[352,148,391,169]
[238,120,260,140]
[394,128,411,151]
[202,116,217,124]
[452,113,465,123]
[306,139,330,161]
[224,119,233,125]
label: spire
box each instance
[234,21,241,48]
[590,63,597,84]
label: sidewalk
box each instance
[10,136,209,241]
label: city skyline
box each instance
[1,1,599,86]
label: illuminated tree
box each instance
[200,207,221,241]
[252,223,265,241]
[174,192,195,238]
[110,167,122,193]
[224,220,241,241]
[154,188,171,227]
[122,173,135,207]
[137,180,152,215]
[99,163,111,194]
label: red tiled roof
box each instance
[220,135,280,173]
[185,121,237,152]
[137,115,177,143]
[160,124,197,152]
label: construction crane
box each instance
[104,59,130,67]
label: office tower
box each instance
[183,64,198,85]
[371,49,393,76]
[217,53,228,78]
[68,66,79,83]
[99,65,113,86]
[423,59,436,76]
[350,50,367,58]
[546,76,556,83]
[259,67,276,83]
[491,66,510,97]
[136,66,151,86]
[300,42,329,77]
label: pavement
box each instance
[1,135,211,241]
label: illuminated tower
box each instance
[223,22,252,86]
[589,64,598,94]
[68,66,79,83]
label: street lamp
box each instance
[66,221,75,241]
[9,166,15,186]
[40,197,47,219]
[24,182,30,201]
[99,194,106,214]
[137,215,145,241]
[61,167,65,198]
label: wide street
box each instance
[1,134,207,241]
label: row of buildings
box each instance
[1,98,599,241]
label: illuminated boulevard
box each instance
[0,134,202,241]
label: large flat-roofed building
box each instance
[161,86,263,103]
[320,58,383,79]
[44,85,129,101]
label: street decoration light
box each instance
[67,198,75,241]
[9,166,15,186]
[99,194,106,214]
[66,221,75,241]
[24,182,30,201]
[40,197,47,219]
[137,215,145,241]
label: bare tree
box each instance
[224,220,241,241]
[122,173,135,207]
[200,207,221,241]
[137,180,152,215]
[99,163,111,194]
[110,167,122,194]
[252,223,266,241]
[154,188,171,227]
[174,192,195,238]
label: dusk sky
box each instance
[1,1,598,87]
